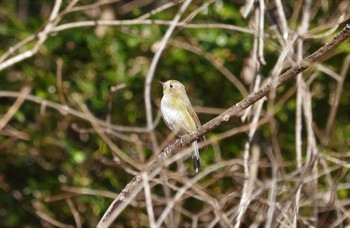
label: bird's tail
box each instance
[192,141,200,173]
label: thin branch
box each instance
[235,79,264,228]
[235,144,260,227]
[274,0,289,40]
[236,4,265,225]
[36,210,74,228]
[265,148,279,227]
[324,54,350,143]
[258,0,266,65]
[52,20,254,34]
[66,199,82,228]
[302,13,350,39]
[61,185,118,199]
[0,86,31,131]
[141,172,156,228]
[68,0,122,14]
[56,58,68,106]
[302,88,319,224]
[241,0,255,18]
[0,0,65,71]
[0,91,149,133]
[294,0,312,225]
[136,0,184,20]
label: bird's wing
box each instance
[178,94,207,148]
[178,95,202,128]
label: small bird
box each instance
[160,80,204,173]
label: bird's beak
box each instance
[159,81,165,86]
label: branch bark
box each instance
[97,24,350,228]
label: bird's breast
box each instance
[161,95,196,132]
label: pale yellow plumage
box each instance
[160,80,203,173]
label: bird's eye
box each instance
[169,84,174,88]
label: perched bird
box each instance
[160,80,204,173]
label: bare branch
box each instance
[0,0,65,71]
[36,210,74,228]
[0,91,149,133]
[66,199,82,228]
[0,86,31,131]
[52,20,254,34]
[141,172,156,228]
[324,54,350,143]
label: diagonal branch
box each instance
[0,86,31,131]
[97,24,350,228]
